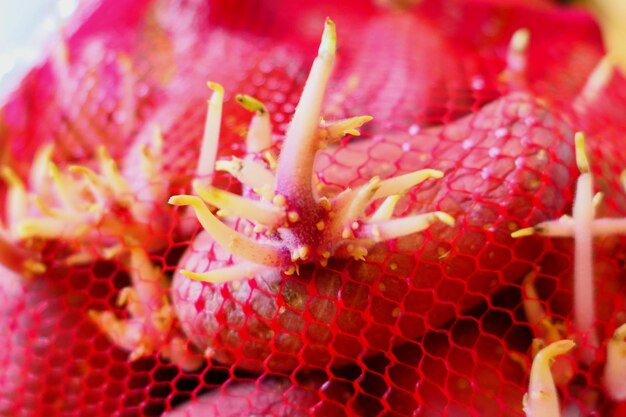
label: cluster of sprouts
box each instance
[494,24,626,416]
[0,113,201,367]
[0,35,171,276]
[169,18,454,284]
[89,246,202,371]
[0,128,168,271]
[0,39,199,367]
[514,132,626,415]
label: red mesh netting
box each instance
[1,0,626,416]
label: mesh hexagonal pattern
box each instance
[1,0,625,416]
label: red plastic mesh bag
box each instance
[1,0,626,416]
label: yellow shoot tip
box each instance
[23,259,46,275]
[117,287,135,307]
[606,322,626,401]
[574,131,590,174]
[68,164,101,182]
[560,339,576,350]
[510,28,530,53]
[614,323,626,341]
[428,169,445,179]
[236,94,267,114]
[87,309,100,321]
[525,338,576,415]
[48,161,62,179]
[434,212,455,226]
[207,81,224,97]
[67,165,88,175]
[511,227,535,238]
[0,166,24,189]
[168,195,200,207]
[180,264,261,284]
[319,17,337,57]
[322,115,374,142]
[129,345,148,362]
[32,195,59,218]
[346,115,374,127]
[263,151,278,170]
[181,269,213,283]
[540,339,576,358]
[98,244,123,260]
[97,145,112,161]
[592,192,604,209]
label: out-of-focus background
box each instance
[0,0,79,98]
[2,0,624,99]
[0,0,626,102]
